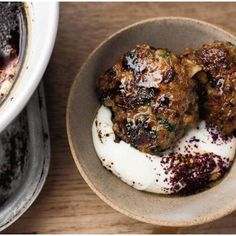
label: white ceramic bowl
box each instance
[0,2,59,132]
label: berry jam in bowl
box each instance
[0,2,59,132]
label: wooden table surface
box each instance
[4,2,236,233]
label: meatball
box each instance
[182,41,236,134]
[97,44,198,155]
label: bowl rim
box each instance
[0,83,51,232]
[66,16,236,227]
[0,2,59,133]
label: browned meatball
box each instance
[182,41,236,134]
[97,44,198,155]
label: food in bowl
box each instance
[92,106,236,194]
[92,41,236,195]
[0,2,27,104]
[97,44,198,155]
[182,41,236,134]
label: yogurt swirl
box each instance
[92,106,236,194]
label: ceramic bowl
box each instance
[67,17,236,226]
[0,2,59,133]
[0,83,50,231]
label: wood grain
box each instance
[4,2,236,233]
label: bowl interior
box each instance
[67,18,236,226]
[0,2,58,133]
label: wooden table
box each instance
[4,2,236,233]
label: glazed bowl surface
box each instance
[0,2,59,132]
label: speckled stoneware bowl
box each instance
[67,17,236,226]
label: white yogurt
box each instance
[92,105,236,194]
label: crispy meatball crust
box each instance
[97,44,198,155]
[182,41,236,134]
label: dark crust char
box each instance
[182,41,236,134]
[97,44,199,155]
[0,2,23,64]
[0,2,25,103]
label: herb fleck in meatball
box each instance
[97,44,198,155]
[182,41,236,134]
